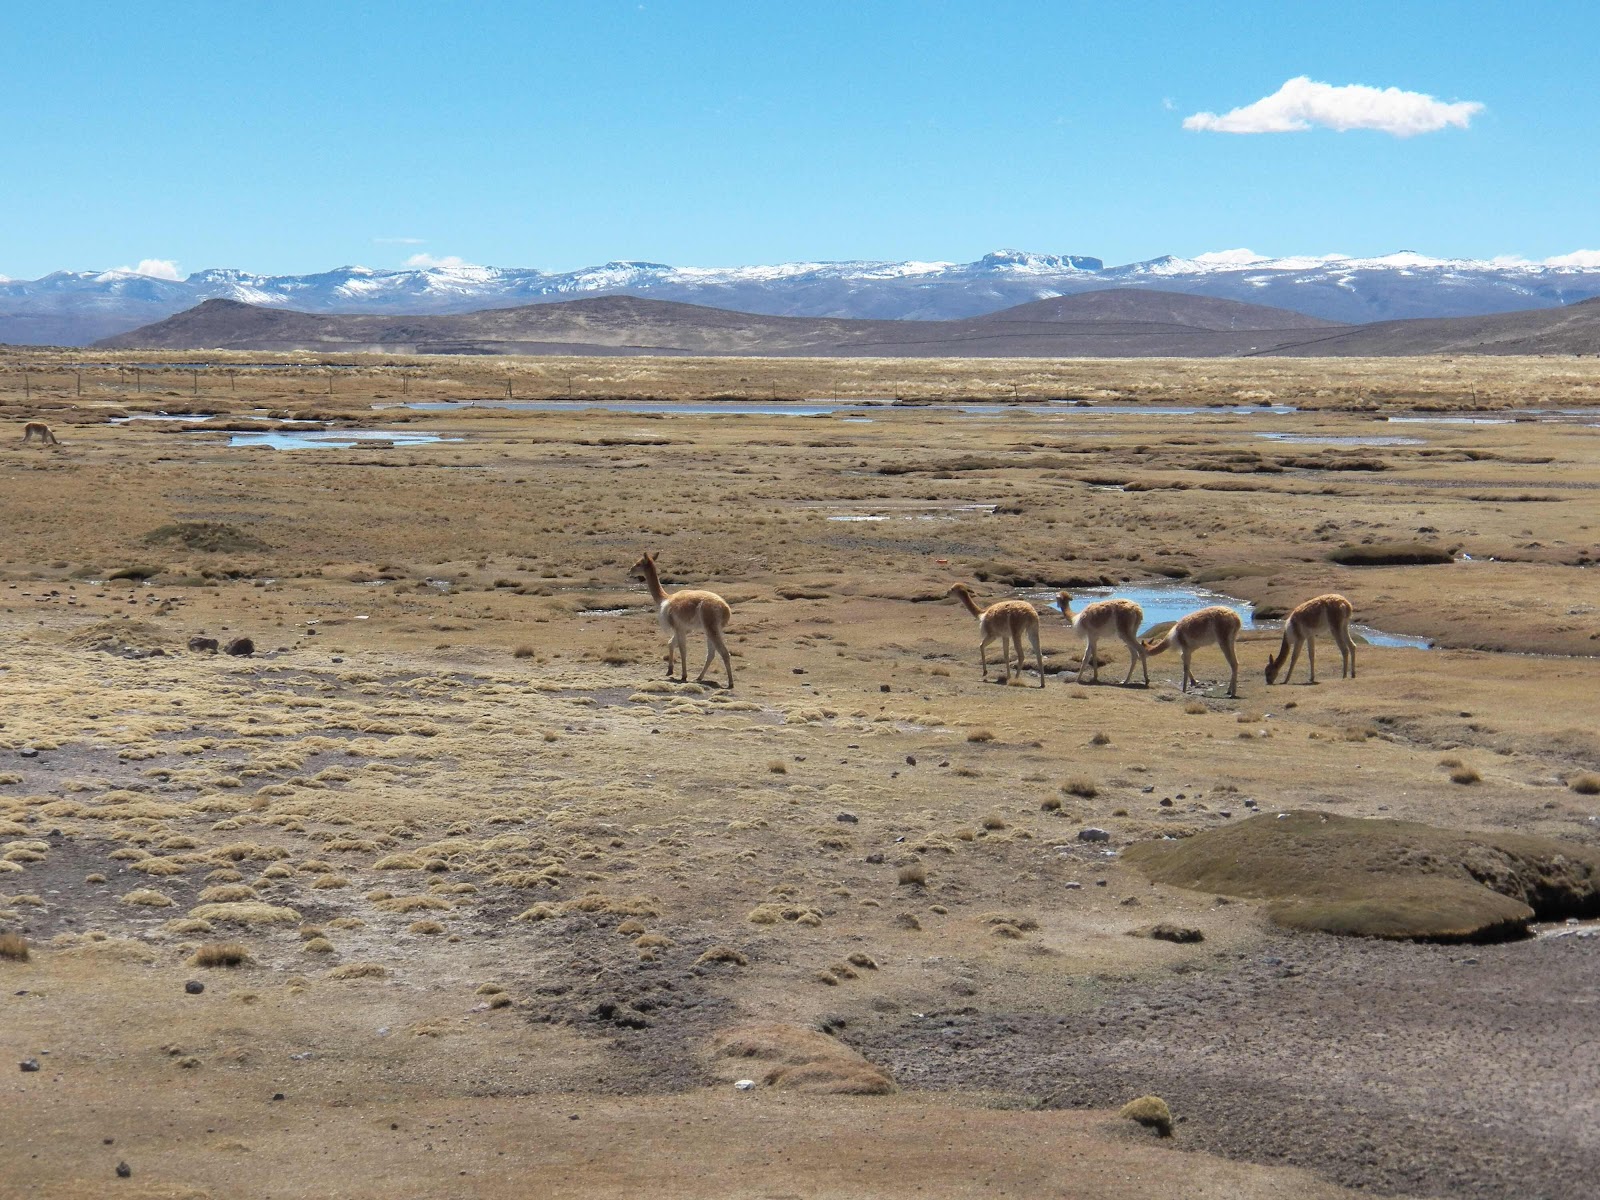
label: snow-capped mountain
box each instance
[5,250,1599,346]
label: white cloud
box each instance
[374,236,426,245]
[1184,76,1483,137]
[106,258,183,280]
[404,253,476,269]
[1543,249,1600,269]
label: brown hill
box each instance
[1260,295,1600,356]
[93,291,1346,358]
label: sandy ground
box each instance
[1,353,1598,1199]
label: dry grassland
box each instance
[1,350,1597,1199]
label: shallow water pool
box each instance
[1029,582,1433,649]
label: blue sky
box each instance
[3,1,1595,278]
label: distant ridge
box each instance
[95,289,1600,358]
[10,247,1600,345]
[94,290,1352,357]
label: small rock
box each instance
[224,637,255,657]
[1119,896,1141,907]
[272,1092,285,1101]
[1064,881,1082,890]
[184,980,204,995]
[1140,785,1155,794]
[865,853,885,865]
[20,1058,40,1072]
[733,1079,755,1091]
[188,636,219,653]
[1158,798,1173,808]
[116,1161,132,1178]
[836,812,858,824]
[19,748,38,759]
[879,684,891,693]
[905,755,917,766]
[1077,827,1111,843]
[791,667,806,675]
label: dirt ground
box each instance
[1,352,1597,1199]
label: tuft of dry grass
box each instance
[1090,731,1112,746]
[120,888,175,907]
[373,853,427,871]
[1568,773,1600,795]
[966,728,996,744]
[327,962,388,980]
[187,902,301,925]
[979,813,1007,830]
[189,941,252,968]
[512,644,535,659]
[0,931,29,961]
[1183,700,1207,715]
[766,759,788,774]
[896,861,928,886]
[1120,1095,1174,1137]
[407,920,445,935]
[197,884,257,903]
[1450,766,1482,785]
[696,945,748,966]
[1062,777,1098,799]
[302,937,335,954]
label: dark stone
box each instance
[1145,924,1205,944]
[223,637,254,657]
[18,748,38,759]
[1077,827,1111,843]
[20,1058,40,1072]
[116,1161,131,1178]
[188,636,219,653]
[184,980,204,995]
[905,755,917,766]
[836,812,858,824]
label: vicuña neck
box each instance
[640,558,668,604]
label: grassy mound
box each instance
[706,1022,896,1095]
[143,522,269,553]
[1122,811,1600,942]
[1326,541,1455,566]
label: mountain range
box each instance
[93,289,1600,358]
[8,249,1600,346]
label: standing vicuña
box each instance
[22,422,58,445]
[946,583,1045,687]
[630,550,734,688]
[1266,593,1355,685]
[1055,592,1148,686]
[1144,606,1241,698]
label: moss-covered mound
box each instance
[143,521,269,553]
[1326,541,1454,566]
[1122,811,1600,942]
